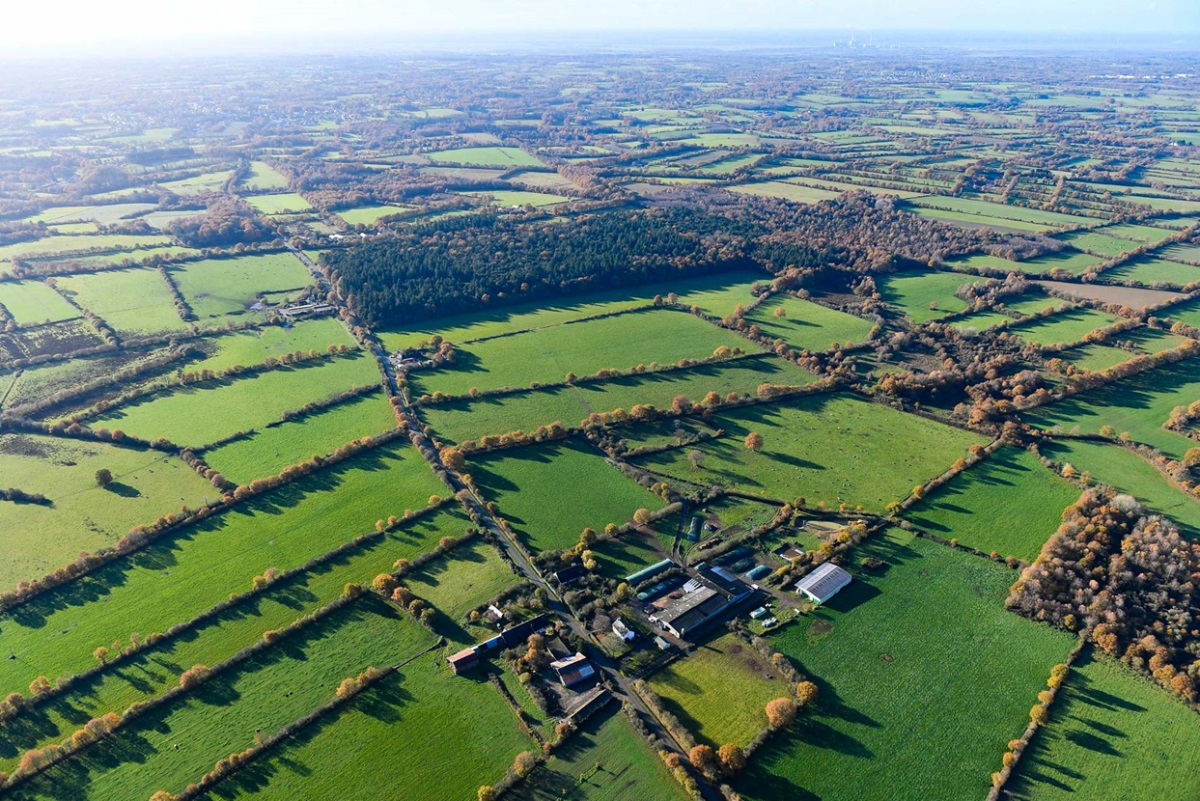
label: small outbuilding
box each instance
[794,563,852,605]
[551,652,596,687]
[448,647,480,674]
[612,619,636,642]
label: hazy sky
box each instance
[3,0,1198,54]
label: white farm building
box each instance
[794,563,852,605]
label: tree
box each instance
[513,751,537,778]
[95,468,114,488]
[717,743,746,776]
[689,744,716,775]
[765,697,797,730]
[441,447,466,471]
[93,646,109,665]
[633,508,652,526]
[773,306,786,318]
[478,788,497,801]
[744,431,764,452]
[796,680,819,706]
[687,449,704,470]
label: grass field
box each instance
[425,145,544,167]
[2,350,150,410]
[0,433,218,590]
[742,296,876,352]
[734,530,1075,801]
[0,442,450,694]
[1005,650,1200,801]
[378,272,768,350]
[1008,308,1120,347]
[420,356,815,445]
[1058,230,1142,257]
[246,192,314,215]
[409,308,754,397]
[1026,359,1200,462]
[335,204,410,225]
[405,538,517,622]
[909,196,1093,227]
[877,270,978,323]
[90,353,380,447]
[202,390,398,482]
[7,598,431,801]
[159,170,233,195]
[648,632,790,747]
[1165,296,1200,329]
[727,181,842,203]
[466,189,572,208]
[0,234,174,264]
[469,438,665,554]
[171,253,313,319]
[1019,250,1105,275]
[1039,439,1200,537]
[1099,224,1176,245]
[56,267,191,337]
[902,447,1079,560]
[509,704,691,801]
[241,160,291,191]
[185,317,358,373]
[913,207,1053,234]
[1061,343,1138,372]
[632,394,984,512]
[592,530,667,580]
[198,648,534,801]
[1106,257,1200,286]
[0,279,79,325]
[0,506,468,776]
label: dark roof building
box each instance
[649,566,754,639]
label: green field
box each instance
[159,170,234,195]
[420,356,816,445]
[0,433,218,590]
[1039,439,1200,537]
[90,353,381,447]
[1099,224,1175,245]
[1008,308,1120,347]
[469,438,665,554]
[202,390,398,483]
[0,441,449,694]
[1058,230,1142,257]
[425,145,544,167]
[246,192,314,215]
[23,203,157,226]
[241,160,291,191]
[1061,342,1138,372]
[1106,257,1200,286]
[56,267,191,337]
[902,447,1079,560]
[7,598,430,801]
[735,530,1075,801]
[0,506,468,776]
[171,253,313,319]
[727,181,842,203]
[633,394,984,512]
[743,295,876,352]
[199,648,534,801]
[648,633,791,747]
[405,538,517,623]
[185,317,359,373]
[909,196,1093,228]
[877,270,977,322]
[509,705,691,801]
[0,233,174,264]
[466,189,572,208]
[1027,359,1200,462]
[1005,650,1200,801]
[336,204,410,225]
[410,308,754,397]
[914,207,1053,234]
[0,279,79,325]
[378,272,768,350]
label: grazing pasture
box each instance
[425,145,544,167]
[409,309,753,397]
[171,252,313,320]
[735,531,1074,801]
[468,438,664,554]
[1106,256,1200,286]
[633,394,984,512]
[246,192,314,215]
[877,270,977,322]
[742,295,876,352]
[405,538,517,622]
[0,279,80,325]
[56,267,191,337]
[1008,307,1120,347]
[335,204,410,225]
[902,447,1078,560]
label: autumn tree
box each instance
[689,744,717,776]
[796,680,819,706]
[765,697,797,730]
[513,750,537,778]
[717,742,746,776]
[478,787,496,801]
[633,508,652,526]
[745,431,764,452]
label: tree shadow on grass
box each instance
[102,481,141,499]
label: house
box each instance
[448,647,480,674]
[649,566,754,640]
[484,604,505,625]
[653,635,672,651]
[612,619,635,642]
[550,652,596,687]
[794,563,852,605]
[553,564,586,585]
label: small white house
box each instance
[794,563,852,605]
[612,619,636,642]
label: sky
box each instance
[1,0,1197,55]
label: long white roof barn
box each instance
[794,563,852,604]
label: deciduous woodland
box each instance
[0,39,1198,801]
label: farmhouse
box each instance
[649,566,753,639]
[551,652,596,687]
[612,619,636,642]
[795,563,852,605]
